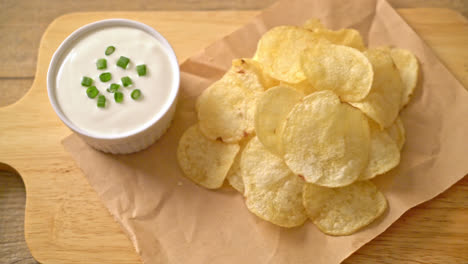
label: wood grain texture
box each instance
[0,8,467,264]
[0,11,258,264]
[1,0,467,80]
[398,8,468,88]
[0,170,38,264]
[0,79,33,107]
[2,0,274,78]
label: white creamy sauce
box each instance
[56,27,174,137]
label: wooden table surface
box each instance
[1,1,468,264]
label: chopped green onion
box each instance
[131,89,141,100]
[86,86,99,98]
[99,72,112,82]
[97,95,106,108]
[106,83,120,93]
[136,64,147,76]
[81,76,93,87]
[105,46,115,56]
[96,58,107,70]
[117,56,130,69]
[114,92,124,103]
[121,76,133,87]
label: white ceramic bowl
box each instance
[47,19,180,154]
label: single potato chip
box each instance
[280,80,316,95]
[230,58,279,91]
[350,48,403,128]
[301,43,373,102]
[303,181,387,235]
[254,26,320,83]
[177,125,240,189]
[386,117,406,150]
[198,59,267,143]
[302,18,326,31]
[282,90,370,187]
[391,48,419,108]
[226,135,253,194]
[303,19,365,50]
[255,86,304,155]
[197,79,255,143]
[359,120,400,180]
[241,137,307,227]
[313,29,365,51]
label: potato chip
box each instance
[282,90,370,187]
[391,48,419,108]
[255,86,304,155]
[303,181,387,236]
[359,120,400,180]
[254,26,321,83]
[280,80,316,95]
[198,59,267,143]
[350,48,403,128]
[303,18,365,50]
[301,43,373,102]
[181,20,414,233]
[386,117,406,150]
[314,29,365,51]
[197,80,254,143]
[226,135,253,194]
[227,164,244,193]
[241,137,307,227]
[177,125,240,189]
[230,58,279,91]
[302,18,326,31]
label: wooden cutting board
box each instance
[0,9,467,264]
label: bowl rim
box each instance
[47,18,180,140]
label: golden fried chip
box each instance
[230,58,279,91]
[386,117,406,150]
[359,120,400,180]
[303,181,387,235]
[254,26,320,83]
[197,79,255,143]
[391,48,419,108]
[303,19,365,50]
[255,86,304,155]
[177,125,240,189]
[301,43,373,102]
[241,137,307,227]
[302,18,326,31]
[314,29,365,51]
[226,135,253,194]
[350,48,403,128]
[197,59,267,143]
[280,80,316,95]
[282,90,370,187]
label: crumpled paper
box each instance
[63,0,468,263]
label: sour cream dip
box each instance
[56,26,174,136]
[48,19,180,153]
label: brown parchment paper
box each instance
[63,0,468,263]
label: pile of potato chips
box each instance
[177,19,418,235]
